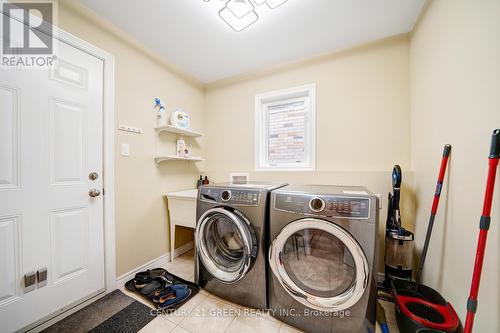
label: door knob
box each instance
[89,189,101,197]
[89,172,99,180]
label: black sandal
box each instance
[134,271,152,290]
[134,269,173,289]
[140,276,173,296]
[150,268,169,279]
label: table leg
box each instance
[171,224,176,263]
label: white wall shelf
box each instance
[155,125,204,137]
[155,155,204,166]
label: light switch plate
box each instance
[121,143,130,156]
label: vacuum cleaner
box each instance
[384,165,415,284]
[392,145,459,333]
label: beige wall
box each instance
[204,36,415,272]
[410,0,500,331]
[58,1,204,276]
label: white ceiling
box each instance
[76,0,425,83]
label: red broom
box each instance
[464,129,500,333]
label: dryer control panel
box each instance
[274,193,370,219]
[200,187,260,206]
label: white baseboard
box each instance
[115,241,194,289]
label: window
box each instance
[255,84,316,171]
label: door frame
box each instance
[0,8,116,294]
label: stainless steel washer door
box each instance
[196,207,257,284]
[269,218,369,312]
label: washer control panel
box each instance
[275,193,370,219]
[200,187,260,205]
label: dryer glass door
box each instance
[269,218,369,311]
[196,208,257,283]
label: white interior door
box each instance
[0,31,105,332]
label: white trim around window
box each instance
[255,84,316,171]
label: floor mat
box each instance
[42,290,155,333]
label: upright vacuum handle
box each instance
[392,165,402,188]
[489,129,500,158]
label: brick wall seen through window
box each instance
[267,101,306,165]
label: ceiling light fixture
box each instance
[254,0,288,9]
[205,0,289,32]
[219,7,259,32]
[226,0,255,18]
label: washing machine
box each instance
[268,185,379,333]
[195,182,287,309]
